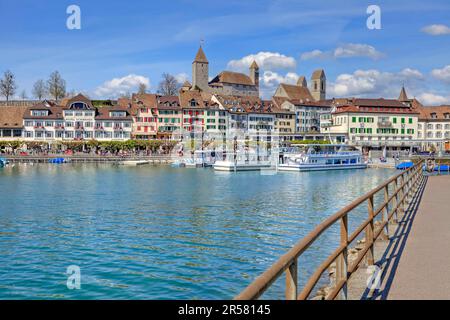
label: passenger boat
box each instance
[278,145,367,172]
[213,150,273,172]
[213,160,272,172]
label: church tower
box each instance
[311,69,326,101]
[249,60,259,89]
[192,46,209,91]
[297,76,307,88]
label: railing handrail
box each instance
[235,160,424,300]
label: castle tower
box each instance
[297,76,307,88]
[311,69,326,101]
[192,46,209,91]
[249,60,259,89]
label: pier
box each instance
[235,160,450,300]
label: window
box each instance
[32,110,49,116]
[408,118,413,124]
[70,102,88,110]
[393,118,397,124]
[110,111,126,117]
[401,118,405,124]
[352,117,357,123]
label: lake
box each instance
[0,164,395,299]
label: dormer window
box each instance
[70,102,88,110]
[190,99,197,107]
[444,113,450,119]
[31,110,49,116]
[431,113,437,119]
[110,111,126,117]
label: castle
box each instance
[185,46,326,102]
[184,46,260,97]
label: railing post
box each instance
[399,174,405,217]
[366,195,375,266]
[382,184,389,240]
[285,260,298,300]
[393,177,399,223]
[336,214,348,300]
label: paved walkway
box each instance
[387,175,450,299]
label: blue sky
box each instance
[1,0,449,104]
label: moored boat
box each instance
[278,145,367,172]
[213,160,272,172]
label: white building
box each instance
[22,94,133,142]
[321,98,419,150]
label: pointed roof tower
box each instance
[398,86,409,101]
[250,60,259,69]
[297,76,307,87]
[311,69,326,80]
[193,46,208,64]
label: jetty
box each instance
[235,160,450,300]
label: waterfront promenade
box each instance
[386,175,450,299]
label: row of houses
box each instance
[0,46,449,152]
[0,87,449,152]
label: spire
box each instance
[399,86,408,101]
[250,60,259,69]
[297,76,307,87]
[193,46,208,64]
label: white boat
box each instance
[213,160,272,172]
[278,145,367,172]
[184,150,220,168]
[213,149,273,172]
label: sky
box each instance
[0,0,449,105]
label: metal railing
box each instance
[235,160,424,300]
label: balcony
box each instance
[378,121,393,128]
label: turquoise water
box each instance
[0,164,395,299]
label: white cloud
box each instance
[227,52,296,71]
[300,43,384,60]
[174,73,189,84]
[333,43,384,60]
[300,50,329,60]
[417,93,450,106]
[259,71,299,98]
[94,74,150,98]
[328,68,424,97]
[431,65,450,83]
[422,24,450,36]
